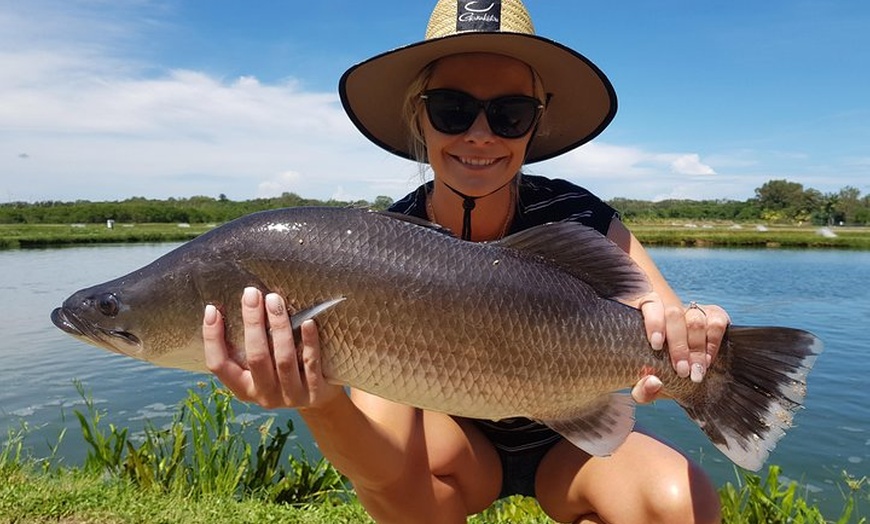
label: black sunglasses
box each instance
[420,89,544,139]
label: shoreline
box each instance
[3,222,870,250]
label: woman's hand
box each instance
[203,287,344,410]
[631,291,731,403]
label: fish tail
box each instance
[673,326,822,471]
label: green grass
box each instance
[0,222,213,249]
[628,223,870,249]
[1,383,867,523]
[0,468,372,524]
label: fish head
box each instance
[50,264,206,367]
[51,288,140,355]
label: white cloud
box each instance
[531,143,748,201]
[258,171,303,198]
[540,143,715,179]
[667,154,716,176]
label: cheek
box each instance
[422,124,448,162]
[509,139,531,164]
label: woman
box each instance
[203,1,728,522]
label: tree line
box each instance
[1,180,867,226]
[611,179,867,225]
[0,193,396,225]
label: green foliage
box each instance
[0,467,373,524]
[0,424,26,473]
[611,197,753,222]
[1,179,867,227]
[614,179,869,226]
[73,380,350,505]
[719,465,867,524]
[0,192,395,225]
[470,495,553,523]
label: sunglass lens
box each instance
[487,97,539,138]
[426,91,478,134]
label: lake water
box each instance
[1,243,867,517]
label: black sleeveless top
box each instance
[388,174,619,452]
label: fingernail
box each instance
[706,354,712,366]
[646,375,663,390]
[243,287,260,306]
[265,293,284,315]
[204,304,217,325]
[650,332,664,351]
[676,360,690,378]
[691,363,706,383]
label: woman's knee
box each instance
[642,460,721,524]
[535,435,721,524]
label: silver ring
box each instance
[688,301,707,317]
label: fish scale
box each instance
[52,206,822,471]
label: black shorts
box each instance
[464,417,562,499]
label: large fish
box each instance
[51,207,821,470]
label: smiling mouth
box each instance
[455,155,500,167]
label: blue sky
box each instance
[2,0,868,204]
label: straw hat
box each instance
[339,0,617,164]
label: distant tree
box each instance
[755,179,811,223]
[755,179,803,210]
[834,186,862,225]
[857,195,870,225]
[371,195,395,211]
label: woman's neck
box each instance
[426,176,516,242]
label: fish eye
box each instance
[96,293,120,317]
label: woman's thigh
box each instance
[534,431,720,524]
[349,391,503,522]
[424,413,504,513]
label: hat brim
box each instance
[339,31,617,164]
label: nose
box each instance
[463,110,496,143]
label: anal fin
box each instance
[541,394,636,457]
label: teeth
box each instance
[459,157,497,166]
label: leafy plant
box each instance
[72,380,349,504]
[0,423,27,472]
[719,465,867,524]
[470,495,553,523]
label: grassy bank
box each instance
[629,223,870,249]
[3,221,870,250]
[1,383,866,523]
[4,464,867,524]
[0,222,213,249]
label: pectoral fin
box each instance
[290,297,345,343]
[541,394,636,457]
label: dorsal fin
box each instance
[495,221,651,302]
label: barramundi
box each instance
[51,206,822,470]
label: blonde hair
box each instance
[401,55,548,168]
[401,62,438,165]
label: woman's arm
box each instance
[607,218,731,387]
[202,287,417,490]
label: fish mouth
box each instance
[50,307,141,352]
